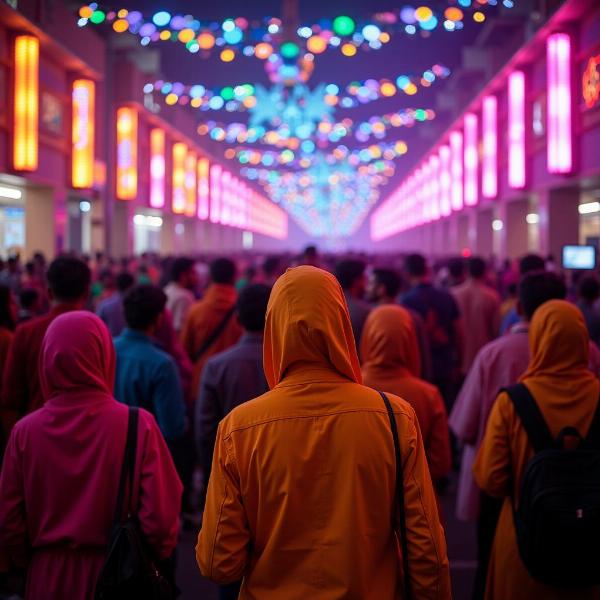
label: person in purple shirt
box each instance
[195,283,271,600]
[95,271,135,337]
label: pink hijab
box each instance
[40,311,116,400]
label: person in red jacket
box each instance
[0,256,91,437]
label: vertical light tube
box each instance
[116,107,138,199]
[547,33,572,174]
[149,129,165,208]
[172,142,187,214]
[220,171,231,225]
[184,151,197,217]
[13,35,39,171]
[482,96,498,198]
[210,164,222,223]
[429,155,440,220]
[464,113,478,206]
[450,131,464,211]
[72,79,95,188]
[439,145,452,216]
[508,71,526,188]
[197,158,210,220]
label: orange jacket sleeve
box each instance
[473,391,512,499]
[398,402,452,599]
[426,390,452,481]
[196,423,250,583]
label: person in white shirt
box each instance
[164,257,197,335]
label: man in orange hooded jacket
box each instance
[197,266,450,599]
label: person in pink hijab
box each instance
[0,312,182,600]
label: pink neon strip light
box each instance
[547,33,572,174]
[197,158,210,220]
[220,171,231,225]
[149,129,165,208]
[439,145,452,216]
[429,155,440,220]
[209,164,222,223]
[450,131,463,211]
[464,113,478,206]
[482,95,498,198]
[508,71,526,188]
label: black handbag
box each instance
[95,407,176,600]
[380,391,412,600]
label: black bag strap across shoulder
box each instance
[379,391,411,600]
[503,384,554,453]
[193,306,236,363]
[112,406,139,529]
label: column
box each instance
[537,187,580,262]
[475,208,493,258]
[457,214,470,254]
[505,198,530,259]
[25,186,56,258]
[112,201,133,258]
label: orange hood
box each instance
[263,266,362,388]
[361,304,421,377]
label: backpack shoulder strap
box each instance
[379,391,411,600]
[503,384,554,453]
[193,306,236,364]
[584,393,600,448]
[112,406,139,528]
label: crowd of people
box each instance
[0,245,599,599]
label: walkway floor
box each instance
[176,476,477,599]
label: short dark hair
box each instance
[47,256,91,302]
[468,257,486,279]
[448,257,465,279]
[374,268,401,298]
[0,285,14,331]
[335,260,366,290]
[19,288,39,310]
[123,285,167,330]
[237,284,271,332]
[304,245,317,258]
[210,258,236,285]
[405,254,427,277]
[116,272,135,293]
[171,257,195,283]
[519,254,545,276]
[519,272,566,320]
[579,275,600,302]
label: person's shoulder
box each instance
[15,312,51,335]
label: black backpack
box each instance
[506,383,600,588]
[95,407,176,600]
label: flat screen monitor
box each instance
[562,245,597,270]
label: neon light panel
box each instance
[482,95,498,198]
[210,164,222,223]
[149,129,165,208]
[439,145,452,216]
[450,131,463,211]
[72,80,95,188]
[508,71,526,188]
[172,142,187,214]
[547,33,572,174]
[464,113,478,206]
[197,158,210,220]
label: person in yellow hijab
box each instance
[196,266,450,599]
[474,300,600,600]
[361,305,451,486]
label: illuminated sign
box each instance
[184,151,197,217]
[197,158,210,220]
[149,129,165,208]
[508,71,526,188]
[116,107,138,199]
[582,53,600,109]
[72,80,95,189]
[13,35,39,171]
[172,142,187,214]
[482,95,498,198]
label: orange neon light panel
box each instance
[172,143,187,214]
[116,107,138,199]
[184,151,197,217]
[13,35,39,171]
[72,80,95,188]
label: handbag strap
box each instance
[112,406,139,528]
[193,306,236,363]
[379,391,411,600]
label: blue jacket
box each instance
[114,328,186,441]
